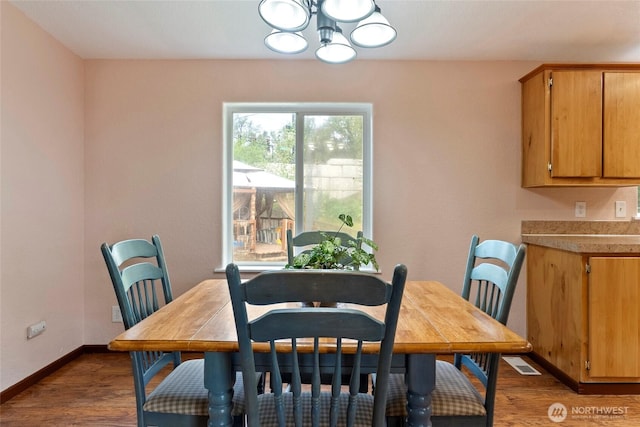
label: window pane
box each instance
[302,115,363,232]
[232,113,295,263]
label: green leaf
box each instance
[338,214,353,228]
[361,236,378,251]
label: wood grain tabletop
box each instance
[108,279,532,355]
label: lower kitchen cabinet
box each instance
[527,245,640,393]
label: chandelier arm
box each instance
[316,0,336,45]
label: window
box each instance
[222,103,373,270]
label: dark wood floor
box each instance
[1,352,639,426]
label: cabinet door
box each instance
[550,71,602,177]
[588,257,640,380]
[527,246,585,382]
[603,72,640,178]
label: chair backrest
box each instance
[461,235,526,325]
[456,234,526,425]
[227,263,407,427]
[101,235,181,423]
[101,235,173,329]
[286,229,364,268]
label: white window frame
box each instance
[221,102,374,271]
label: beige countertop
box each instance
[521,233,640,253]
[521,220,640,254]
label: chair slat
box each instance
[251,309,385,342]
[312,338,320,427]
[121,262,164,289]
[270,341,286,427]
[245,269,389,306]
[348,341,364,427]
[291,340,302,427]
[110,238,158,266]
[330,340,342,427]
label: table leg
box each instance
[204,352,235,427]
[406,353,435,427]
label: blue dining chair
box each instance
[101,235,252,427]
[379,235,526,427]
[226,263,407,427]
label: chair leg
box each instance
[386,416,406,427]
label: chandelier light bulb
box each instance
[321,0,375,23]
[315,28,357,64]
[350,7,397,48]
[258,0,311,32]
[265,30,309,54]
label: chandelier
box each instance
[258,0,397,64]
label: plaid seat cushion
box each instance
[383,360,487,417]
[143,359,248,416]
[257,391,375,426]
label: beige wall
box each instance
[1,2,85,390]
[83,58,636,346]
[3,2,638,391]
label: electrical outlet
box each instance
[27,320,46,339]
[575,201,586,218]
[112,305,123,323]
[615,201,626,218]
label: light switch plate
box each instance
[615,201,626,218]
[575,201,586,218]
[27,320,46,339]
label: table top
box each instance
[108,279,531,355]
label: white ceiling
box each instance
[9,0,640,62]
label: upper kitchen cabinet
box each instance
[520,64,640,187]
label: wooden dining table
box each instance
[109,279,531,427]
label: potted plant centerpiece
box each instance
[286,214,379,272]
[286,214,379,307]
